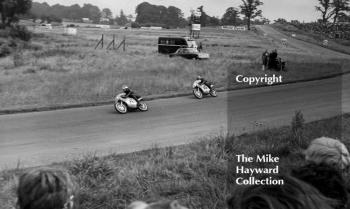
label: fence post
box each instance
[95,34,104,49]
[106,34,116,50]
[123,36,126,51]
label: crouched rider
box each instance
[122,85,141,106]
[196,76,213,89]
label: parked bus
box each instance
[158,37,198,54]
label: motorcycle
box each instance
[114,93,148,114]
[192,80,217,99]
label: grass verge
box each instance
[0,113,349,209]
[0,27,349,111]
[272,23,350,55]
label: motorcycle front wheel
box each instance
[193,88,203,99]
[138,102,148,112]
[115,102,128,114]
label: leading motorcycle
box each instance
[192,80,217,99]
[114,93,148,114]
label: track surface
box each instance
[0,26,349,170]
[0,74,347,170]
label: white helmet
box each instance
[122,85,129,91]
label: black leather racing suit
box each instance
[198,78,212,89]
[124,89,141,106]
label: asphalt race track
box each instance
[0,73,348,170]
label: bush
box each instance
[0,43,11,57]
[131,22,140,28]
[9,25,31,41]
[290,110,307,148]
[292,110,305,134]
[0,28,10,38]
[13,50,24,67]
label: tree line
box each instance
[3,0,348,31]
[0,0,267,30]
[25,2,131,25]
[315,0,349,24]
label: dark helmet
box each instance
[122,85,129,92]
[197,75,202,80]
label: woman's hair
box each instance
[17,167,76,209]
[292,163,348,209]
[304,137,350,171]
[227,174,337,209]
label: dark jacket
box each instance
[124,89,134,97]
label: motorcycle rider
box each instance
[122,85,141,106]
[196,76,213,90]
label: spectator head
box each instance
[17,167,76,209]
[292,163,348,209]
[127,200,188,209]
[304,137,350,171]
[227,174,337,209]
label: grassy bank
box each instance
[0,113,348,209]
[0,27,349,110]
[272,23,350,55]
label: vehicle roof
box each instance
[158,36,194,40]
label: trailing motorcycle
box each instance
[114,93,148,114]
[192,80,217,99]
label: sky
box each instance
[34,0,320,22]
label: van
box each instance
[158,37,197,54]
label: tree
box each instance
[274,18,287,24]
[222,7,240,25]
[101,8,112,19]
[338,12,350,22]
[135,2,186,28]
[239,0,263,30]
[166,6,184,27]
[315,0,334,23]
[197,6,208,27]
[331,0,349,23]
[0,0,32,26]
[81,4,100,23]
[208,16,220,26]
[116,9,128,26]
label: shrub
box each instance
[0,43,11,57]
[9,25,31,41]
[131,22,140,28]
[290,110,307,148]
[13,50,24,67]
[0,28,10,38]
[292,110,305,134]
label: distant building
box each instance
[100,18,110,24]
[82,18,92,23]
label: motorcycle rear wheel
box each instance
[138,102,148,112]
[210,89,217,97]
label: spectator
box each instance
[198,42,203,51]
[262,50,269,71]
[17,167,76,209]
[304,137,350,171]
[127,200,188,209]
[227,174,337,209]
[292,163,348,209]
[268,49,278,69]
